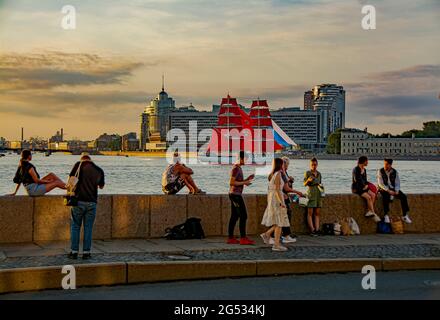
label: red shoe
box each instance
[227,237,240,244]
[240,237,255,245]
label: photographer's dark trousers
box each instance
[228,194,247,238]
[380,190,410,216]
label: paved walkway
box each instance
[1,234,440,270]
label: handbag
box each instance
[66,161,83,192]
[64,162,82,207]
[340,218,351,236]
[333,222,341,236]
[391,216,404,234]
[349,217,361,235]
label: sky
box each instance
[0,0,439,140]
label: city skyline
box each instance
[0,0,439,140]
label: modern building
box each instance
[122,132,139,152]
[169,106,218,151]
[139,76,176,149]
[304,90,314,110]
[304,84,345,142]
[341,128,440,156]
[271,108,323,150]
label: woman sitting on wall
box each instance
[8,149,66,196]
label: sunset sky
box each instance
[0,0,439,140]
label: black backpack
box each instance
[322,223,335,235]
[164,218,205,240]
[13,166,23,184]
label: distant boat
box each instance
[0,154,5,158]
[45,151,51,157]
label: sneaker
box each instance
[373,214,381,223]
[67,252,78,260]
[82,253,92,260]
[282,235,297,244]
[269,237,275,245]
[227,237,240,244]
[272,245,288,252]
[310,231,318,237]
[384,214,391,224]
[365,211,375,218]
[403,215,412,224]
[240,237,255,245]
[260,233,270,245]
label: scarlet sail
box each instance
[206,95,296,156]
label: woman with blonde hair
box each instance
[260,158,291,252]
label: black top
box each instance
[352,166,368,193]
[70,161,105,203]
[14,161,39,186]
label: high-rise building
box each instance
[304,84,345,142]
[304,90,314,110]
[140,76,176,148]
[140,112,149,151]
[271,108,323,151]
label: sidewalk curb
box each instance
[1,258,440,295]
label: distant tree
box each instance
[326,129,342,154]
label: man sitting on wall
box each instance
[162,152,206,195]
[376,158,412,224]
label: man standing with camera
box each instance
[67,153,105,260]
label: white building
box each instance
[341,128,440,156]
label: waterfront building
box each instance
[271,107,323,151]
[94,133,122,151]
[139,76,176,148]
[304,84,345,142]
[122,132,139,151]
[341,128,440,156]
[0,137,6,149]
[169,107,218,151]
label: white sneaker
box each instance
[384,214,391,224]
[282,235,297,244]
[269,237,275,245]
[260,233,270,245]
[365,211,375,218]
[403,215,412,224]
[272,245,288,252]
[373,214,381,223]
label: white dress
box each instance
[261,171,290,227]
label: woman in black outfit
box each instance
[352,156,379,221]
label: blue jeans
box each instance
[70,201,97,252]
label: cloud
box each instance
[367,65,440,82]
[0,51,148,91]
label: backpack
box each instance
[164,218,205,240]
[13,166,23,184]
[377,221,392,234]
[322,223,335,235]
[184,217,205,239]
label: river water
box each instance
[0,153,438,195]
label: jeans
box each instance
[380,190,410,216]
[228,194,248,238]
[70,201,97,252]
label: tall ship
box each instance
[202,95,296,164]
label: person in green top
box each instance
[303,158,323,236]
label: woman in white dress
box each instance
[260,158,291,252]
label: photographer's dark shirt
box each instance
[70,161,105,203]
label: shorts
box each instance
[163,178,186,195]
[24,183,47,197]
